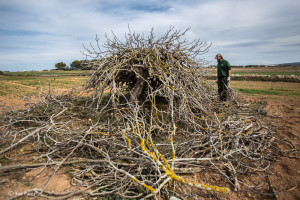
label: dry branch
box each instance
[0,27,291,199]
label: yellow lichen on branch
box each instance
[127,122,230,194]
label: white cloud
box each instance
[1,0,300,71]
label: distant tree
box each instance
[0,71,4,75]
[55,62,68,70]
[70,60,83,70]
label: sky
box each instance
[0,0,300,71]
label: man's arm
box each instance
[227,70,231,81]
[227,60,231,80]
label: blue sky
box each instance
[1,0,300,71]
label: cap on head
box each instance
[215,54,223,59]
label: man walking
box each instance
[216,54,231,101]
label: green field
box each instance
[232,71,300,76]
[0,75,87,96]
[203,66,300,77]
[1,67,300,98]
[232,66,300,77]
[230,81,300,96]
[3,70,91,76]
[0,75,87,87]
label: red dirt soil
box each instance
[0,94,299,200]
[242,95,300,200]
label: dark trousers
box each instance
[218,77,228,101]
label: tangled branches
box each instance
[0,27,291,199]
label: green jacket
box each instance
[217,59,231,78]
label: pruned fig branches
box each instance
[0,27,292,200]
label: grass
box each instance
[0,76,87,87]
[4,70,92,76]
[232,66,300,77]
[203,66,300,77]
[1,67,300,98]
[232,71,300,76]
[0,76,88,97]
[231,81,300,96]
[235,88,296,96]
[0,83,33,96]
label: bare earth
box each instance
[0,94,299,199]
[242,95,300,200]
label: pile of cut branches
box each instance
[0,28,292,200]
